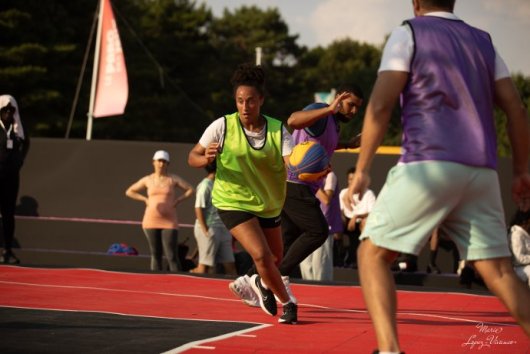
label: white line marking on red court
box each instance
[0,279,517,328]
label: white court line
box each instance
[162,324,271,354]
[0,265,241,283]
[0,279,517,328]
[0,280,250,308]
[303,303,518,328]
[0,265,499,297]
[0,304,262,325]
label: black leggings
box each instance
[279,183,329,276]
[0,173,19,252]
[143,228,180,272]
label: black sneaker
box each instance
[278,302,297,324]
[249,274,277,316]
[1,250,20,265]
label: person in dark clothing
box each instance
[0,95,29,264]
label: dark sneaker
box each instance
[426,263,441,274]
[249,274,277,316]
[1,250,20,265]
[278,302,297,324]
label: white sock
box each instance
[260,278,269,289]
[378,351,400,354]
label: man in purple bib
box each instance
[280,85,364,282]
[344,0,530,352]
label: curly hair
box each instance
[230,63,266,97]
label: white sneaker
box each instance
[229,275,259,307]
[274,275,298,304]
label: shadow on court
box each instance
[0,307,256,353]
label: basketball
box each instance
[288,141,330,182]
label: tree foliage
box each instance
[1,0,529,157]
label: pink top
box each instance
[142,175,179,229]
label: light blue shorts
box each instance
[361,161,510,261]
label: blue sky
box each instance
[200,0,530,76]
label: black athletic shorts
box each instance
[217,209,281,230]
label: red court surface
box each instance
[0,265,528,353]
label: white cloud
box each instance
[457,0,530,75]
[310,0,412,46]
[202,0,530,75]
[479,0,530,21]
[307,0,530,74]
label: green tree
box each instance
[87,0,215,142]
[2,0,528,154]
[495,74,530,157]
[206,6,304,122]
[295,39,387,142]
[0,0,96,136]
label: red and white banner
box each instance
[93,0,128,118]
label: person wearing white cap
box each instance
[126,150,194,271]
[0,95,29,264]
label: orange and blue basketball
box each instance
[288,141,330,182]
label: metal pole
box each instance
[65,1,99,139]
[86,0,104,141]
[255,47,262,66]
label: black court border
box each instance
[0,307,261,354]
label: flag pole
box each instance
[86,0,104,141]
[255,47,262,66]
[65,1,99,139]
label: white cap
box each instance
[153,150,170,162]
